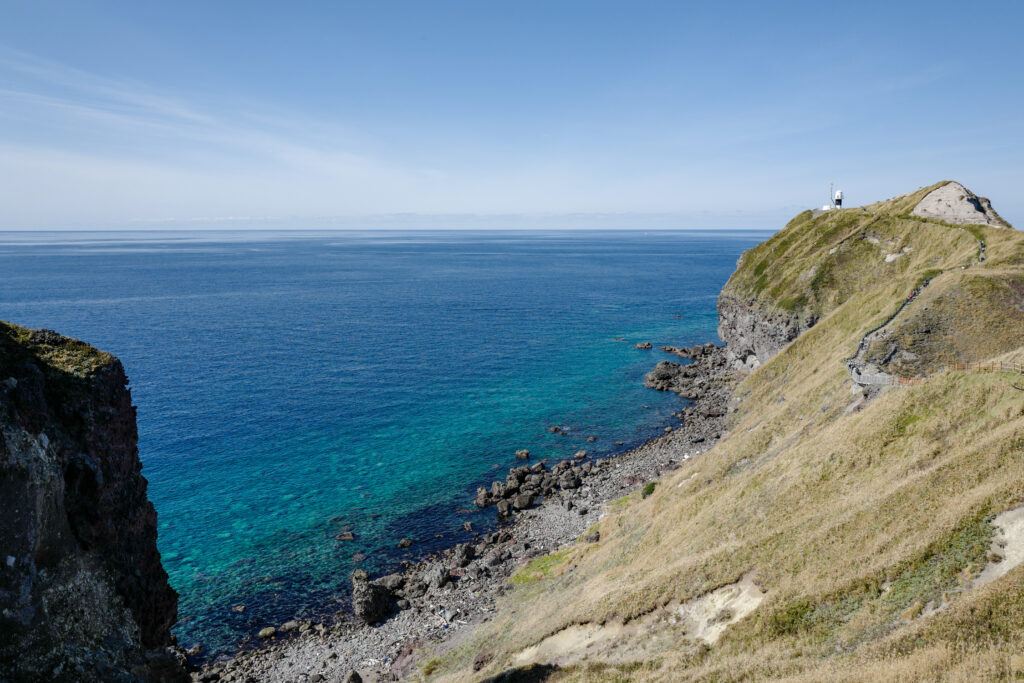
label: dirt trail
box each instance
[846,280,931,386]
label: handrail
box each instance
[889,360,1024,385]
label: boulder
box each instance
[515,449,530,460]
[474,487,490,508]
[450,543,475,568]
[350,569,391,624]
[403,579,427,599]
[644,361,683,391]
[423,565,450,590]
[373,573,405,591]
[503,477,520,496]
[513,493,535,510]
[559,472,581,489]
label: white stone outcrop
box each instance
[912,181,1009,228]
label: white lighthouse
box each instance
[834,189,844,209]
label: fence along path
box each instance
[888,361,1024,386]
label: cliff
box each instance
[717,180,1019,371]
[0,323,186,682]
[429,183,1024,681]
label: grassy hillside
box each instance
[429,186,1024,681]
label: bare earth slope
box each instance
[430,184,1024,682]
[911,180,1010,228]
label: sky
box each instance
[0,0,1021,230]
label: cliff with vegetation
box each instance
[0,323,186,682]
[429,182,1024,681]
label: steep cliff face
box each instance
[0,323,185,682]
[716,293,814,370]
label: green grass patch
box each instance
[607,492,637,513]
[511,549,571,585]
[893,412,924,438]
[777,294,809,312]
[916,268,943,288]
[880,512,995,617]
[642,482,657,499]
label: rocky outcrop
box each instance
[0,323,185,682]
[350,570,392,625]
[912,181,1010,228]
[716,294,815,370]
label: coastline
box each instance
[195,343,736,682]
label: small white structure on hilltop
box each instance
[821,184,844,211]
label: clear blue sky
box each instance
[1,0,1021,229]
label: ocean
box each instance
[0,229,767,655]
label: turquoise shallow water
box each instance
[0,229,767,655]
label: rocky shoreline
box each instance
[193,344,737,683]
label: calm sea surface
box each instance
[0,230,767,655]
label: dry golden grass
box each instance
[428,190,1024,681]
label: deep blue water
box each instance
[0,230,766,656]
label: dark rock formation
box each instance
[350,570,391,625]
[644,360,683,391]
[717,294,815,370]
[0,323,185,681]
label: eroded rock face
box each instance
[350,570,391,624]
[716,294,815,370]
[911,181,1010,228]
[0,325,184,682]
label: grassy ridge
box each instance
[434,186,1024,681]
[0,320,117,412]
